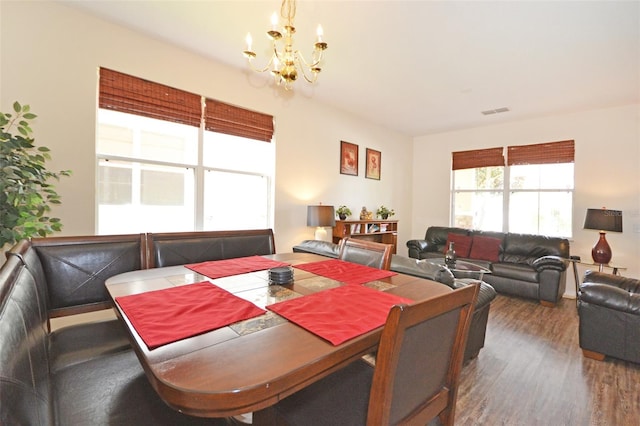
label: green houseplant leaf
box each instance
[0,102,71,247]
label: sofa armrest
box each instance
[583,270,640,293]
[532,255,566,272]
[292,240,339,258]
[406,239,438,259]
[579,282,640,314]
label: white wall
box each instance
[413,104,640,294]
[0,1,413,253]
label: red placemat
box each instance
[294,258,396,285]
[185,256,290,279]
[266,285,412,345]
[116,282,266,349]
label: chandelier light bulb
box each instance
[316,24,323,42]
[245,33,253,52]
[271,12,279,30]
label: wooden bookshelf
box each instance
[332,219,398,254]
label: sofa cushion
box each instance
[491,262,538,283]
[444,233,472,257]
[502,233,570,264]
[424,226,469,253]
[469,236,502,262]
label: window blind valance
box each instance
[99,68,274,142]
[205,99,274,143]
[99,68,202,128]
[507,140,575,165]
[452,147,505,170]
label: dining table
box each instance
[105,252,451,421]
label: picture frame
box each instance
[365,148,381,180]
[340,140,358,176]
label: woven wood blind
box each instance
[205,99,274,142]
[452,147,505,170]
[507,140,575,165]
[99,68,202,127]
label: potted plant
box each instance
[0,102,71,248]
[336,205,352,220]
[376,205,395,219]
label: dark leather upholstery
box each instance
[27,234,146,317]
[292,239,497,362]
[578,271,640,363]
[0,240,233,425]
[269,284,479,426]
[147,229,276,267]
[0,256,53,426]
[407,226,569,305]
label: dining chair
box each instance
[337,237,393,270]
[265,283,479,426]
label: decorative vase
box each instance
[339,214,347,220]
[445,242,457,268]
[381,214,389,219]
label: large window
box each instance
[97,68,274,234]
[451,141,574,237]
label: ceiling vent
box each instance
[481,107,510,115]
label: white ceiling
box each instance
[61,0,640,137]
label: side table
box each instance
[568,256,627,306]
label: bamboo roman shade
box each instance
[205,99,274,143]
[507,140,575,165]
[99,68,274,142]
[452,147,505,170]
[99,68,202,127]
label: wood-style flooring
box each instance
[455,295,640,426]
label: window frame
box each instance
[450,141,575,237]
[96,68,275,234]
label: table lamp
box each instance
[307,205,335,241]
[583,208,623,266]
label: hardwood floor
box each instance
[456,295,640,426]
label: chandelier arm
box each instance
[245,53,277,73]
[294,56,320,84]
[295,49,324,69]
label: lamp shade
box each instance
[307,205,336,227]
[583,209,623,233]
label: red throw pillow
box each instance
[444,233,472,258]
[469,236,502,262]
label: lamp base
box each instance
[591,231,612,265]
[314,227,329,242]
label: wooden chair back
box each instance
[337,237,393,270]
[367,283,479,425]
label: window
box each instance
[97,68,274,234]
[451,141,574,237]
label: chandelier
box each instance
[243,0,328,90]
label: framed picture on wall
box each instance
[365,148,381,180]
[340,141,358,176]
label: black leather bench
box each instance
[1,229,277,424]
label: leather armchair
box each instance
[578,271,640,363]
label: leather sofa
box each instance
[578,271,640,364]
[0,229,276,424]
[292,239,497,363]
[407,226,570,306]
